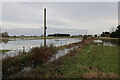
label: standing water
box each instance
[1,38,81,58]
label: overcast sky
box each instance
[1,2,118,36]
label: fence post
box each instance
[23,46,25,53]
[61,42,62,46]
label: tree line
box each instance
[110,25,120,38]
[101,25,120,38]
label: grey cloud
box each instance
[47,18,67,25]
[2,2,43,23]
[2,2,118,35]
[3,27,87,36]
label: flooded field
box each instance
[49,46,78,62]
[2,38,119,78]
[0,38,81,58]
[2,38,82,78]
[94,40,117,46]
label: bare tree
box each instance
[110,27,116,33]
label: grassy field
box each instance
[11,39,119,78]
[2,38,119,78]
[76,43,118,78]
[0,50,10,53]
[96,37,119,40]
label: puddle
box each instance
[87,45,93,53]
[5,45,79,78]
[49,46,78,61]
[2,38,81,78]
[49,49,69,61]
[2,47,31,59]
[2,38,81,58]
[94,40,116,46]
[7,66,32,78]
[103,42,116,46]
[94,40,102,43]
[20,67,32,73]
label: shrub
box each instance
[2,44,57,78]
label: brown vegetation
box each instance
[82,71,118,78]
[2,44,57,78]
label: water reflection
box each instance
[2,38,9,44]
[49,46,78,61]
[2,40,8,44]
[103,42,116,46]
[2,38,81,58]
[20,45,79,74]
[1,38,81,50]
[94,40,117,46]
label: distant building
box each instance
[2,31,9,37]
[48,33,70,37]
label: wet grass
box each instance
[2,39,14,42]
[63,42,118,78]
[12,39,92,78]
[2,44,58,78]
[0,50,10,53]
[78,43,118,77]
[0,50,10,54]
[2,38,119,78]
[95,37,120,45]
[15,39,119,78]
[96,37,119,40]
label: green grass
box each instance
[78,43,118,73]
[0,50,10,53]
[63,43,118,77]
[2,39,14,42]
[20,42,118,78]
[96,37,119,40]
[3,39,119,78]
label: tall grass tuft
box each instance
[30,44,57,64]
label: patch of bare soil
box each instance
[82,71,118,78]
